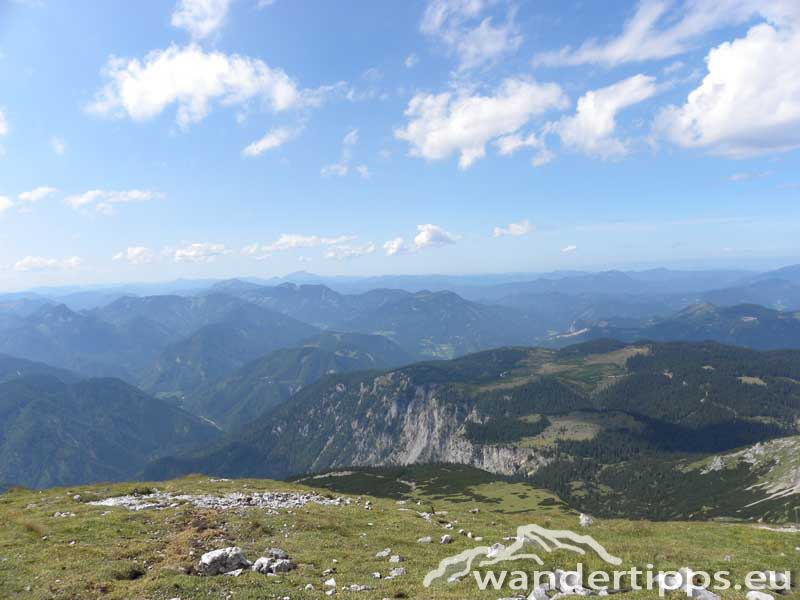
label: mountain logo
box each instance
[422,523,622,587]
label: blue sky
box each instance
[1,0,800,290]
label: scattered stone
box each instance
[579,514,594,527]
[418,536,432,544]
[388,567,406,578]
[372,572,381,578]
[440,535,453,544]
[271,559,296,573]
[267,547,288,559]
[324,578,337,587]
[251,557,275,574]
[198,547,251,576]
[223,568,243,577]
[305,584,315,591]
[53,512,75,518]
[323,568,336,576]
[389,555,404,563]
[375,548,391,558]
[345,584,372,592]
[90,490,345,513]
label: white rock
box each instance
[375,548,391,558]
[746,592,774,600]
[440,535,453,544]
[324,577,336,587]
[579,513,594,527]
[389,567,406,577]
[198,547,251,576]
[389,555,404,563]
[251,557,275,574]
[418,536,432,544]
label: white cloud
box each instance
[14,256,82,272]
[395,77,567,169]
[18,186,57,203]
[257,0,276,7]
[553,74,658,158]
[321,163,348,177]
[242,126,299,157]
[655,22,800,157]
[492,218,532,237]
[65,189,163,215]
[383,237,408,256]
[243,233,356,259]
[321,128,364,177]
[414,223,458,249]
[533,0,800,67]
[173,242,229,263]
[421,0,522,71]
[495,132,539,156]
[362,67,383,82]
[343,128,358,146]
[0,107,7,135]
[171,0,231,40]
[113,246,155,265]
[324,242,376,260]
[404,53,419,68]
[0,196,12,214]
[384,224,459,256]
[561,245,577,253]
[88,45,301,128]
[50,136,66,155]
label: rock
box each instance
[487,543,505,558]
[323,567,336,576]
[375,548,391,558]
[389,555,404,563]
[198,547,251,576]
[440,535,453,544]
[761,571,789,589]
[372,572,381,578]
[579,513,594,527]
[305,584,315,591]
[474,536,483,542]
[223,568,243,577]
[389,567,406,577]
[251,557,275,574]
[346,584,371,592]
[267,547,289,559]
[418,536,432,544]
[530,585,549,600]
[747,592,774,600]
[272,559,296,573]
[324,577,336,587]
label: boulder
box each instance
[198,547,251,576]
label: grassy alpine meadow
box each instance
[0,466,798,599]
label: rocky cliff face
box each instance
[308,372,550,477]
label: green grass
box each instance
[1,468,798,599]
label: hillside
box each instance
[0,375,221,489]
[145,341,800,520]
[182,332,412,430]
[141,304,319,396]
[0,467,797,599]
[557,303,800,350]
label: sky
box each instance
[1,0,800,291]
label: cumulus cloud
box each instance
[242,126,299,157]
[0,196,12,214]
[384,224,458,255]
[553,74,657,158]
[533,0,800,67]
[64,189,164,215]
[242,233,356,259]
[88,45,301,128]
[320,163,348,177]
[421,0,522,71]
[561,245,577,253]
[0,108,7,136]
[492,218,532,237]
[50,136,66,155]
[655,22,800,157]
[324,242,376,260]
[172,242,229,263]
[113,246,155,265]
[18,186,57,204]
[395,78,567,169]
[171,0,231,39]
[355,165,370,179]
[14,256,82,272]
